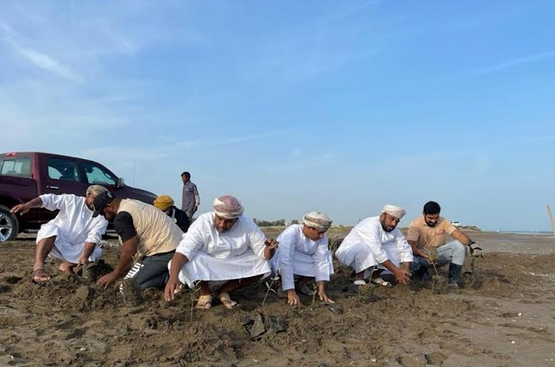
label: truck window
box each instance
[82,161,117,186]
[0,156,31,177]
[47,157,81,182]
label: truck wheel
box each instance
[0,205,19,242]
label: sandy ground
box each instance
[1,231,555,367]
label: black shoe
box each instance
[448,264,462,287]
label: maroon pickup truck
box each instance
[0,152,157,242]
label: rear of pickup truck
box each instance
[0,153,38,241]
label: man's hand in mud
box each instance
[286,289,300,306]
[164,277,181,302]
[318,290,335,304]
[77,255,88,267]
[394,268,411,285]
[97,271,119,288]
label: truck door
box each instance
[39,156,90,222]
[80,160,118,192]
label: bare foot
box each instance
[58,262,76,275]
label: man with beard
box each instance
[10,185,109,283]
[164,195,278,309]
[407,201,482,287]
[335,205,413,286]
[92,191,183,295]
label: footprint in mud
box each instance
[501,312,520,318]
[4,276,22,284]
[425,352,446,365]
[396,355,426,367]
[356,285,381,303]
[0,275,23,293]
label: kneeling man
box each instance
[335,205,412,286]
[164,195,278,309]
[11,185,109,282]
[93,191,183,292]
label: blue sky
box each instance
[1,1,554,231]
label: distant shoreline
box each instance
[495,231,553,236]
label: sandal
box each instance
[371,277,392,287]
[32,268,51,283]
[353,280,367,286]
[195,294,212,309]
[218,292,238,309]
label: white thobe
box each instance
[173,212,271,287]
[335,216,413,273]
[37,194,108,263]
[272,224,334,291]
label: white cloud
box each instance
[471,50,555,75]
[1,21,83,82]
[103,27,139,55]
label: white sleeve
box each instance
[311,234,332,282]
[246,219,267,259]
[276,226,297,291]
[395,230,414,263]
[39,194,69,211]
[176,219,206,261]
[358,224,389,264]
[85,217,108,244]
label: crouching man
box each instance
[164,195,278,309]
[408,201,483,287]
[92,191,183,295]
[272,211,335,306]
[11,185,109,283]
[335,205,413,287]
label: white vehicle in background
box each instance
[452,221,462,227]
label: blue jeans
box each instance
[412,240,466,274]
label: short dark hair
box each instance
[181,172,191,178]
[423,201,441,215]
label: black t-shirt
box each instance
[114,211,137,242]
[171,206,190,233]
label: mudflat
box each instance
[0,231,554,367]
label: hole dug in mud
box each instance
[241,313,287,339]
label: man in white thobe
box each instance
[164,195,278,309]
[335,205,413,286]
[11,185,109,282]
[272,211,335,306]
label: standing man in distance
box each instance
[181,172,200,220]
